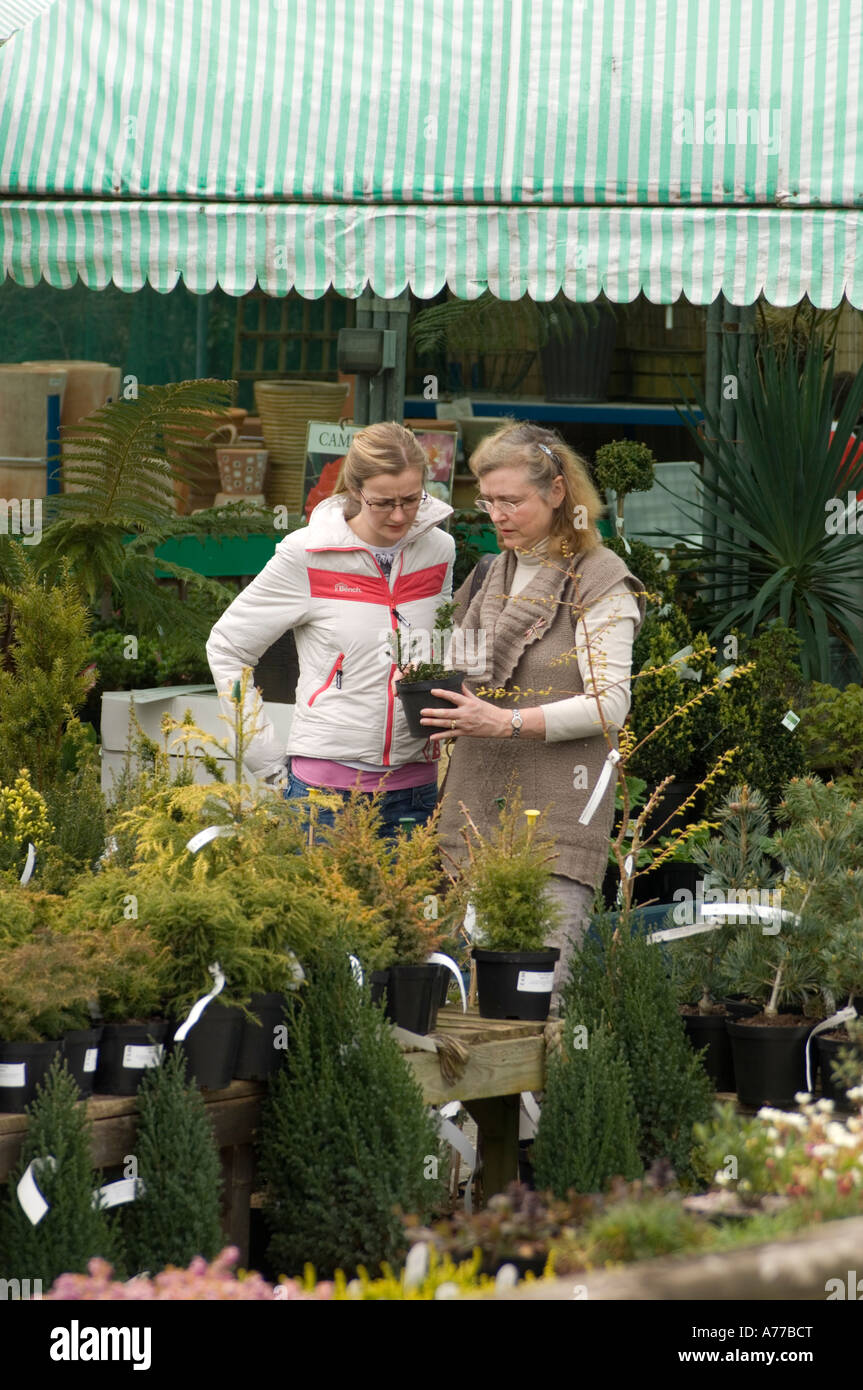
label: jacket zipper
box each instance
[308,652,344,706]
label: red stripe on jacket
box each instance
[392,563,449,605]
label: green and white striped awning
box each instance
[0,0,51,41]
[1,0,862,304]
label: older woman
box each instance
[424,422,646,1011]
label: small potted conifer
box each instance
[456,790,562,1021]
[395,600,467,739]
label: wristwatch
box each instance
[510,709,524,738]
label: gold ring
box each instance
[450,719,456,730]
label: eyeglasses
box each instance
[358,489,427,514]
[476,492,538,517]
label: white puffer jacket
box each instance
[206,493,455,777]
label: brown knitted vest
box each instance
[438,543,646,891]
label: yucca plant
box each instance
[27,379,276,629]
[665,337,863,680]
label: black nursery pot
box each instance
[817,1033,857,1113]
[370,965,441,1035]
[233,992,287,1082]
[173,1001,244,1091]
[721,994,762,1020]
[472,948,561,1022]
[726,1017,817,1109]
[396,672,467,739]
[60,1026,103,1100]
[681,1012,735,1093]
[0,1039,61,1114]
[95,1021,170,1096]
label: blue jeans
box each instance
[283,766,438,839]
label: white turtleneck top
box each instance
[506,539,641,742]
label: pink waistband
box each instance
[291,757,438,793]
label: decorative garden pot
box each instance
[0,1039,61,1114]
[370,965,441,1035]
[95,1021,170,1096]
[173,1001,245,1091]
[233,992,287,1082]
[726,1015,819,1109]
[215,446,269,495]
[680,1009,735,1092]
[396,672,467,739]
[60,1026,103,1099]
[472,948,560,1022]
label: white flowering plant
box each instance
[692,1093,863,1204]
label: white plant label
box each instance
[781,710,800,731]
[0,1062,26,1087]
[83,1048,99,1073]
[122,1044,164,1070]
[516,970,554,994]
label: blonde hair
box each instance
[333,422,428,519]
[468,421,603,557]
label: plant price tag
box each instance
[83,1048,99,1073]
[781,710,800,731]
[516,970,554,994]
[0,1062,26,1087]
[122,1044,164,1070]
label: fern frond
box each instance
[52,379,235,529]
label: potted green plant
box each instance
[453,790,563,1022]
[394,600,467,739]
[593,438,657,538]
[319,790,451,1034]
[719,778,855,1107]
[668,786,782,1092]
[91,921,173,1097]
[0,930,101,1112]
[823,1017,863,1111]
[139,880,281,1091]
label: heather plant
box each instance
[258,952,447,1279]
[120,1049,224,1274]
[0,1057,121,1285]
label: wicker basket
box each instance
[254,379,349,510]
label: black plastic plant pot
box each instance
[817,1034,857,1112]
[681,1011,735,1093]
[95,1021,170,1096]
[722,995,762,1020]
[632,861,699,908]
[396,672,467,739]
[173,1001,244,1091]
[233,992,287,1082]
[370,965,441,1035]
[436,963,453,1008]
[60,1026,103,1100]
[0,1039,62,1114]
[726,1018,818,1109]
[472,948,561,1021]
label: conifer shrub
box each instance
[120,1049,224,1274]
[257,952,447,1279]
[561,906,714,1183]
[0,1057,121,1285]
[532,1012,643,1196]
